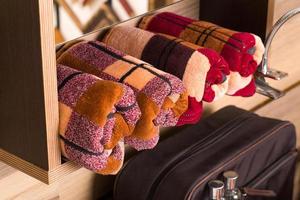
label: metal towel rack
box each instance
[256,7,300,99]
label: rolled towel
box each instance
[57,41,188,150]
[138,12,265,96]
[103,26,229,125]
[57,64,140,174]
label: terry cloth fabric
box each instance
[57,41,188,150]
[57,64,140,174]
[138,12,265,97]
[103,26,230,125]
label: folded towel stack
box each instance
[138,12,265,96]
[56,12,266,175]
[57,64,141,174]
[103,26,229,125]
[57,41,188,150]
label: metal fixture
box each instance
[209,180,225,200]
[223,171,242,200]
[256,7,300,99]
[208,171,276,199]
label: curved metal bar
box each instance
[256,7,300,99]
[260,7,300,75]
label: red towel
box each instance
[138,12,265,97]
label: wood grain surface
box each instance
[0,0,299,199]
[0,0,59,171]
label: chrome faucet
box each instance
[255,7,300,99]
[208,171,276,199]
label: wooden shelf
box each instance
[0,0,59,173]
[0,0,299,190]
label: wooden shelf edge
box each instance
[48,161,80,184]
[38,0,61,170]
[1,83,300,185]
[0,148,82,184]
[0,148,49,183]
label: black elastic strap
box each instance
[59,135,104,156]
[58,72,83,91]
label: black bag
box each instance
[114,106,297,200]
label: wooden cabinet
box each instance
[0,0,299,190]
[0,0,200,184]
[0,0,60,183]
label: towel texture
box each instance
[57,41,188,150]
[138,12,265,96]
[103,26,229,125]
[57,64,140,174]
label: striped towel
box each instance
[138,12,265,97]
[103,26,229,125]
[57,41,188,150]
[57,64,140,174]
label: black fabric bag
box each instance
[114,106,297,200]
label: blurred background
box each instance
[53,0,180,44]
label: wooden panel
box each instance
[57,168,114,200]
[0,160,16,180]
[0,148,85,184]
[0,161,59,200]
[266,0,275,35]
[273,0,300,23]
[266,0,300,35]
[256,84,300,147]
[200,0,269,39]
[39,0,61,171]
[0,0,59,171]
[256,84,300,200]
[0,160,113,200]
[0,149,49,183]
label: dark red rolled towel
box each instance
[103,26,230,125]
[138,12,265,97]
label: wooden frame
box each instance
[0,0,199,184]
[0,0,60,183]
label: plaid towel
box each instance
[57,64,140,174]
[103,26,229,125]
[138,12,265,97]
[57,41,188,150]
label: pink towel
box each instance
[57,64,140,174]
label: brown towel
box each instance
[57,64,140,174]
